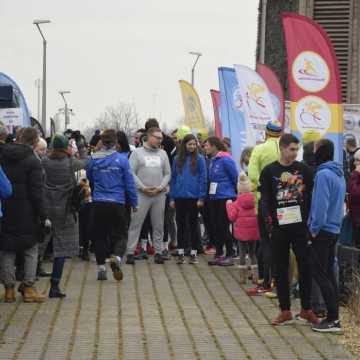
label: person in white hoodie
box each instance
[126,127,171,264]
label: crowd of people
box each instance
[0,117,359,336]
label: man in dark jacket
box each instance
[0,127,47,303]
[309,139,346,334]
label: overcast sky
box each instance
[0,0,259,133]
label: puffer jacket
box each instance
[226,192,259,241]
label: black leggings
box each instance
[91,202,128,265]
[175,199,200,251]
[209,199,233,257]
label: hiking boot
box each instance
[154,253,165,264]
[4,286,15,303]
[218,257,234,267]
[189,255,198,264]
[162,249,171,261]
[23,286,46,303]
[271,311,294,326]
[312,319,342,334]
[49,280,66,298]
[126,254,135,265]
[295,309,320,325]
[97,269,108,281]
[208,256,223,266]
[239,266,247,284]
[177,254,186,265]
[110,256,123,281]
[81,248,90,261]
[134,249,148,260]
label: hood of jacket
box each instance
[237,192,255,210]
[1,143,34,163]
[317,161,343,178]
[215,151,232,159]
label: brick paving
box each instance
[0,256,354,360]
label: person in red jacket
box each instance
[226,173,259,283]
[349,149,360,248]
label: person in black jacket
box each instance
[0,127,49,303]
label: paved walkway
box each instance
[0,256,353,360]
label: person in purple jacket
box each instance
[169,134,207,265]
[204,136,238,266]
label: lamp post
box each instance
[59,91,71,130]
[189,51,202,87]
[33,19,51,135]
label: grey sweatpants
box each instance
[0,244,38,287]
[127,192,166,255]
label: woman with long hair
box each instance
[204,136,238,266]
[170,134,206,264]
[42,134,88,297]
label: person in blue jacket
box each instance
[170,134,206,265]
[0,165,12,226]
[308,139,346,334]
[86,129,138,281]
[204,136,238,266]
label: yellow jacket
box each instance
[248,137,280,205]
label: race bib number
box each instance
[209,182,218,195]
[277,206,302,226]
[144,156,161,168]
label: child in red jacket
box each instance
[226,174,259,283]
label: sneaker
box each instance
[295,309,320,325]
[264,291,278,299]
[110,256,123,281]
[271,311,294,326]
[154,253,165,264]
[245,286,272,296]
[126,254,135,265]
[162,249,171,261]
[204,246,216,255]
[134,249,148,260]
[97,269,108,281]
[189,255,198,264]
[208,255,223,266]
[177,254,186,264]
[218,257,234,267]
[312,319,342,334]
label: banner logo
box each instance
[187,96,197,112]
[232,86,243,112]
[292,51,330,92]
[295,96,331,136]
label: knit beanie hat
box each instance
[52,133,69,150]
[266,120,282,137]
[302,129,321,144]
[237,173,252,193]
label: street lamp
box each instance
[189,51,202,87]
[59,91,71,130]
[33,19,51,135]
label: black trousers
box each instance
[271,226,312,311]
[175,199,199,251]
[91,202,128,265]
[208,199,233,257]
[310,231,339,321]
[201,201,216,248]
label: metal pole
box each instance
[64,102,68,130]
[42,39,47,135]
[35,79,41,121]
[191,54,201,87]
[260,0,268,64]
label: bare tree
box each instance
[84,102,141,140]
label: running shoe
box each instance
[110,256,123,281]
[312,320,342,334]
[189,255,198,264]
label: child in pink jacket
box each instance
[226,173,259,283]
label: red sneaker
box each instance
[295,309,320,325]
[271,311,294,326]
[245,286,272,296]
[204,246,216,255]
